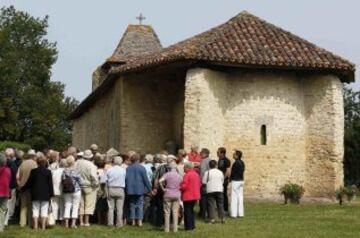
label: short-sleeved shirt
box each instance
[62,169,82,192]
[161,169,183,199]
[102,165,126,188]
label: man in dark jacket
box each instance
[217,147,231,212]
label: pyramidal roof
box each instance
[107,24,162,63]
[69,11,355,120]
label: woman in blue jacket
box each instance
[125,153,151,227]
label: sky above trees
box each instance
[2,0,359,100]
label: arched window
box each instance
[261,125,267,145]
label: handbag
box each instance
[48,200,55,226]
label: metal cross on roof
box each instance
[136,13,146,25]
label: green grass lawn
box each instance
[2,203,360,238]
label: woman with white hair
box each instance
[0,153,11,232]
[159,160,182,233]
[102,156,126,227]
[50,158,67,224]
[181,162,201,231]
[62,156,82,228]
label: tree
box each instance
[343,86,360,186]
[0,6,78,150]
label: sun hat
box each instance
[27,149,36,156]
[83,150,93,159]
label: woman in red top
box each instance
[187,145,202,171]
[181,162,201,231]
[0,152,11,233]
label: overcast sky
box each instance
[1,0,359,101]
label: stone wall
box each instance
[73,66,344,199]
[183,68,344,199]
[119,72,185,153]
[304,75,344,197]
[73,71,185,154]
[72,77,121,152]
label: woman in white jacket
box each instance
[50,158,66,224]
[202,160,225,224]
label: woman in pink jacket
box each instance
[180,162,201,231]
[0,152,11,233]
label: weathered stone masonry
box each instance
[183,68,343,198]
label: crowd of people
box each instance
[0,144,245,233]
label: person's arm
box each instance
[21,169,34,192]
[90,165,99,188]
[159,176,166,191]
[224,160,231,179]
[142,168,152,193]
[16,169,21,187]
[181,174,189,191]
[48,171,54,197]
[202,171,208,185]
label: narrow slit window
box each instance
[261,125,267,145]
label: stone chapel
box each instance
[69,11,355,199]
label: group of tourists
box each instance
[0,144,245,233]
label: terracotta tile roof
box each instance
[107,24,162,63]
[69,11,355,120]
[111,11,354,78]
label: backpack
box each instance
[62,174,75,193]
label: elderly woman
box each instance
[159,161,183,233]
[102,156,126,227]
[50,158,66,224]
[62,155,82,228]
[125,153,151,227]
[181,162,201,231]
[0,153,11,232]
[22,153,54,230]
[202,160,225,224]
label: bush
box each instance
[335,186,357,205]
[0,141,31,152]
[280,182,305,204]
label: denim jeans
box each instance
[129,195,144,220]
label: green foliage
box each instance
[0,140,31,152]
[343,86,360,186]
[280,182,305,204]
[0,6,78,151]
[335,186,357,205]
